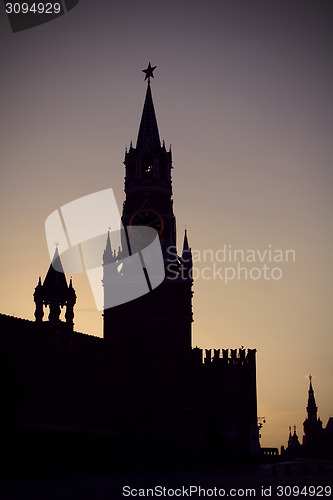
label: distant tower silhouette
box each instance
[303,375,323,456]
[33,247,76,329]
[287,425,301,457]
[287,425,292,447]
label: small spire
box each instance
[34,275,44,323]
[67,277,76,299]
[107,228,112,248]
[180,228,193,281]
[183,228,190,252]
[103,229,115,264]
[306,374,318,421]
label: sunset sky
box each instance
[0,0,332,449]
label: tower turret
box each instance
[34,247,76,328]
[43,248,69,323]
[103,230,116,266]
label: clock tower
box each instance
[103,64,193,357]
[122,65,176,263]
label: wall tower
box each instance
[34,247,76,330]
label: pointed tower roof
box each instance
[182,228,190,252]
[42,247,68,296]
[182,228,192,261]
[103,230,116,265]
[136,75,161,155]
[306,375,318,421]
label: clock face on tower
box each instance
[129,208,164,240]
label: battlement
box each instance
[192,346,256,366]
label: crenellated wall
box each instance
[203,347,256,365]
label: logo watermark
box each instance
[45,189,295,311]
[45,188,165,311]
[3,0,80,33]
[167,244,295,283]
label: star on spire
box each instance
[142,62,157,82]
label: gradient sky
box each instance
[0,0,332,449]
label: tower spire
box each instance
[306,374,318,421]
[33,276,44,323]
[43,247,68,298]
[136,64,161,154]
[303,375,323,456]
[183,228,190,252]
[103,229,115,265]
[181,228,193,282]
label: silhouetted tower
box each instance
[122,69,175,263]
[103,64,193,355]
[303,375,323,456]
[287,425,301,457]
[34,248,76,330]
